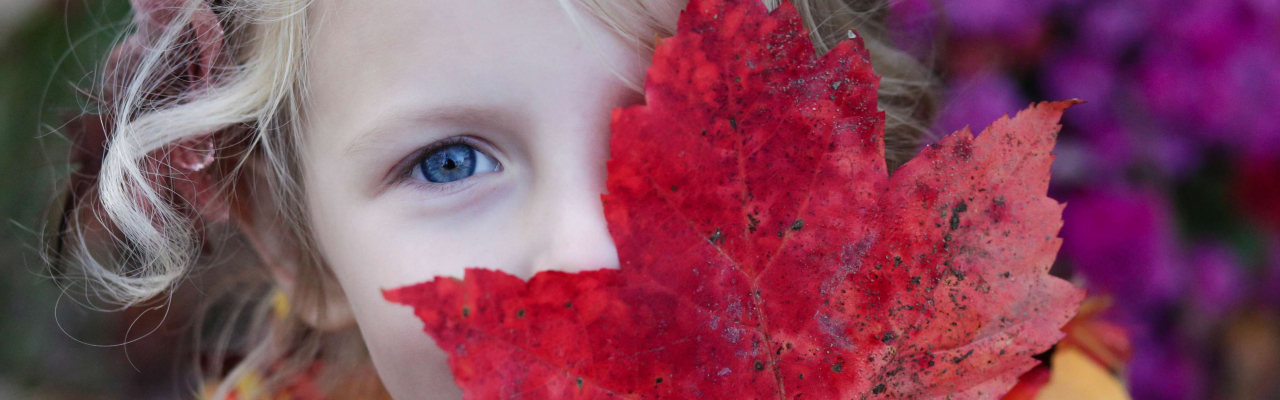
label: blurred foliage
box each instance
[0,0,167,398]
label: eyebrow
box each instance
[342,104,521,157]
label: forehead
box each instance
[302,0,648,144]
[307,0,592,83]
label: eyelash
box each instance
[397,136,498,193]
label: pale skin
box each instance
[290,0,656,397]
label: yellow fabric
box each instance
[1035,348,1132,400]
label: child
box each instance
[50,0,936,398]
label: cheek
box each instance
[347,283,463,398]
[306,179,530,293]
[303,176,531,397]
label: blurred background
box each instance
[1,0,1278,399]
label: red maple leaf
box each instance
[383,0,1084,398]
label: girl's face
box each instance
[301,0,656,396]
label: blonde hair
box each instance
[48,0,937,398]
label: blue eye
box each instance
[416,142,500,183]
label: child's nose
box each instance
[524,175,621,276]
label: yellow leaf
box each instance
[1035,348,1131,400]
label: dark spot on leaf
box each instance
[565,301,573,308]
[709,229,723,244]
[832,362,843,373]
[881,331,896,343]
[872,383,886,394]
[577,377,584,388]
[952,138,973,160]
[516,309,525,318]
[656,377,663,384]
[790,219,804,231]
[748,214,761,233]
[729,117,738,130]
[949,201,967,230]
[462,307,471,317]
[755,360,765,371]
[953,349,975,364]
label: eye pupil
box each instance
[420,143,478,183]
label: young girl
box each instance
[51,0,936,398]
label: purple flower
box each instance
[941,0,1052,39]
[1134,0,1280,157]
[1187,243,1243,317]
[1224,43,1280,157]
[888,0,936,26]
[1146,132,1200,178]
[934,71,1027,137]
[1135,45,1208,136]
[1158,0,1252,59]
[1248,0,1280,18]
[1078,1,1154,58]
[1041,50,1118,127]
[887,0,943,59]
[1078,120,1138,179]
[1127,339,1207,400]
[1061,188,1183,310]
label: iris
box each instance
[418,143,497,183]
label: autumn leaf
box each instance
[1001,297,1132,400]
[382,0,1084,398]
[1021,348,1132,400]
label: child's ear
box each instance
[230,158,357,332]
